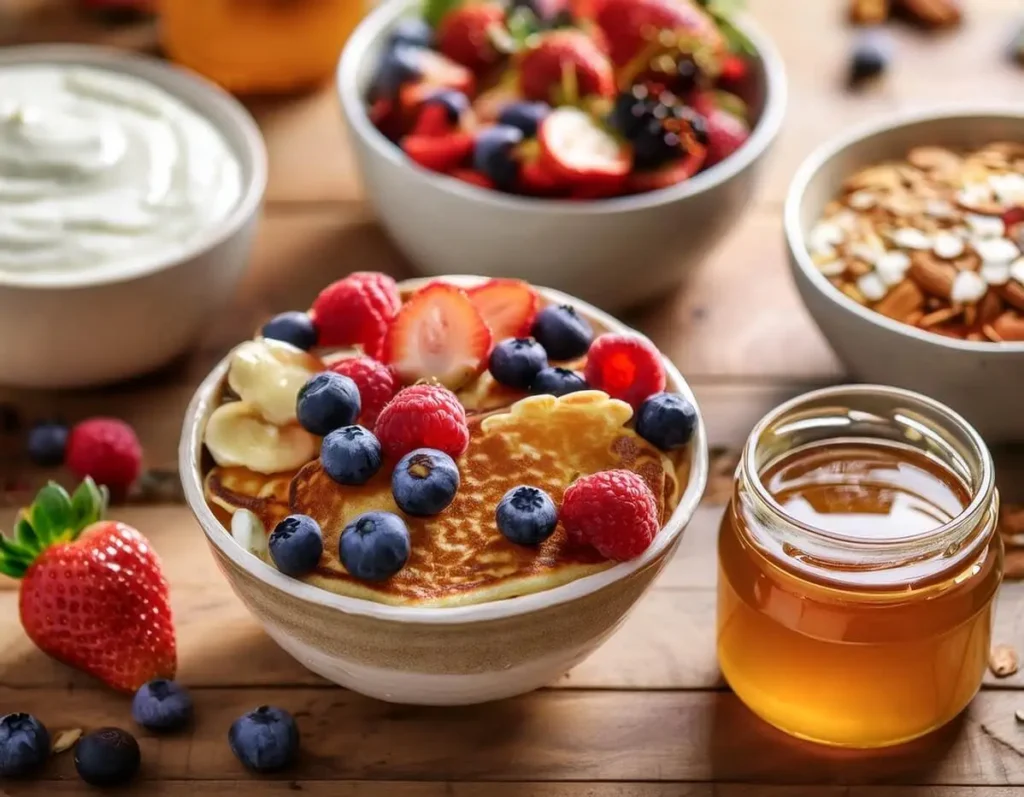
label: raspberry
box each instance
[560,470,659,561]
[584,334,666,409]
[329,356,400,426]
[66,418,142,495]
[311,272,401,355]
[374,384,469,460]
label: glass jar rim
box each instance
[741,383,995,558]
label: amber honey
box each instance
[717,386,1002,748]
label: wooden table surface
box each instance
[2,1,1024,794]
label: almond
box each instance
[998,280,1024,312]
[992,311,1024,341]
[990,644,1019,678]
[894,0,962,29]
[849,0,890,23]
[919,306,962,328]
[874,279,925,320]
[908,252,956,298]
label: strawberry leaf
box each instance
[71,479,107,530]
[29,484,74,546]
[14,516,39,549]
[423,0,463,28]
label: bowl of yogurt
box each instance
[0,45,266,388]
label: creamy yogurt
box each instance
[0,64,242,282]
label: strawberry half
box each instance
[0,480,176,693]
[539,107,630,191]
[516,30,615,104]
[518,158,567,196]
[381,282,493,389]
[626,149,706,193]
[403,132,475,173]
[438,1,507,73]
[467,279,541,340]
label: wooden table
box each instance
[2,1,1024,794]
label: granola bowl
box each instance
[785,107,1024,442]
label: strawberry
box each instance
[704,107,750,166]
[398,50,476,119]
[595,0,725,68]
[381,282,493,389]
[438,2,507,73]
[518,158,566,195]
[451,168,497,189]
[467,279,540,340]
[516,30,615,104]
[538,107,630,192]
[626,149,706,192]
[0,480,175,692]
[403,132,475,173]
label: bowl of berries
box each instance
[337,0,786,310]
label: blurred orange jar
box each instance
[717,385,1002,748]
[160,0,365,94]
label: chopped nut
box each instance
[908,146,962,173]
[51,728,82,755]
[919,306,962,328]
[998,281,1024,312]
[990,644,1019,678]
[978,290,1004,325]
[983,323,1003,342]
[992,311,1024,341]
[849,0,890,24]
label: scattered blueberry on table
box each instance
[74,727,141,787]
[340,511,411,581]
[26,422,69,467]
[392,448,461,516]
[229,706,300,774]
[848,29,891,88]
[132,679,194,732]
[0,713,50,778]
[496,486,559,545]
[269,515,325,578]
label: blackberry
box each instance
[610,87,708,171]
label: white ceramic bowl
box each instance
[785,107,1024,443]
[181,277,709,705]
[337,0,787,311]
[0,45,267,389]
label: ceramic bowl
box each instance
[0,45,266,389]
[180,277,709,705]
[785,108,1024,443]
[336,0,787,311]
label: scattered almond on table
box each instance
[990,644,1020,678]
[848,0,962,28]
[808,142,1024,341]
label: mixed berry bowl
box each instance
[337,0,786,310]
[180,274,708,705]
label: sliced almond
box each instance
[919,306,963,328]
[990,644,1020,678]
[907,146,962,173]
[52,728,82,755]
[874,279,925,320]
[908,252,956,298]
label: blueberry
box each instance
[132,679,193,732]
[489,337,549,390]
[296,372,361,436]
[473,125,523,190]
[320,425,383,486]
[228,706,299,774]
[392,448,460,517]
[340,511,411,581]
[74,728,140,787]
[848,30,891,88]
[496,486,558,545]
[389,17,433,49]
[371,45,423,100]
[530,304,593,360]
[635,392,698,451]
[269,515,324,577]
[0,713,50,778]
[26,421,68,467]
[423,89,470,124]
[498,101,550,138]
[531,367,588,397]
[261,311,318,351]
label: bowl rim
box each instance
[336,0,787,214]
[179,276,710,625]
[0,44,268,291]
[785,104,1024,354]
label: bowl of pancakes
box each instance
[180,275,708,705]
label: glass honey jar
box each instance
[717,385,1002,748]
[160,0,366,95]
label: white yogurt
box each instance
[0,64,242,282]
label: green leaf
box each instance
[422,0,463,28]
[0,536,34,568]
[70,478,107,530]
[0,557,27,579]
[14,516,39,550]
[29,483,74,546]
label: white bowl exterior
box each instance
[339,1,787,311]
[0,46,267,388]
[786,110,1024,442]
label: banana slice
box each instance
[231,509,269,557]
[205,400,318,474]
[228,338,324,425]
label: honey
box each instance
[717,386,1002,748]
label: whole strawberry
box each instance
[438,1,507,73]
[0,480,176,692]
[66,418,142,497]
[516,29,615,103]
[595,0,725,68]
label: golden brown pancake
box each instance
[206,391,682,607]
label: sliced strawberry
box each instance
[438,2,507,73]
[518,158,566,196]
[704,107,750,167]
[467,279,540,340]
[381,283,493,389]
[451,168,497,189]
[398,51,476,118]
[595,0,725,68]
[626,149,706,193]
[539,107,630,191]
[516,29,615,104]
[403,132,475,173]
[413,103,456,137]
